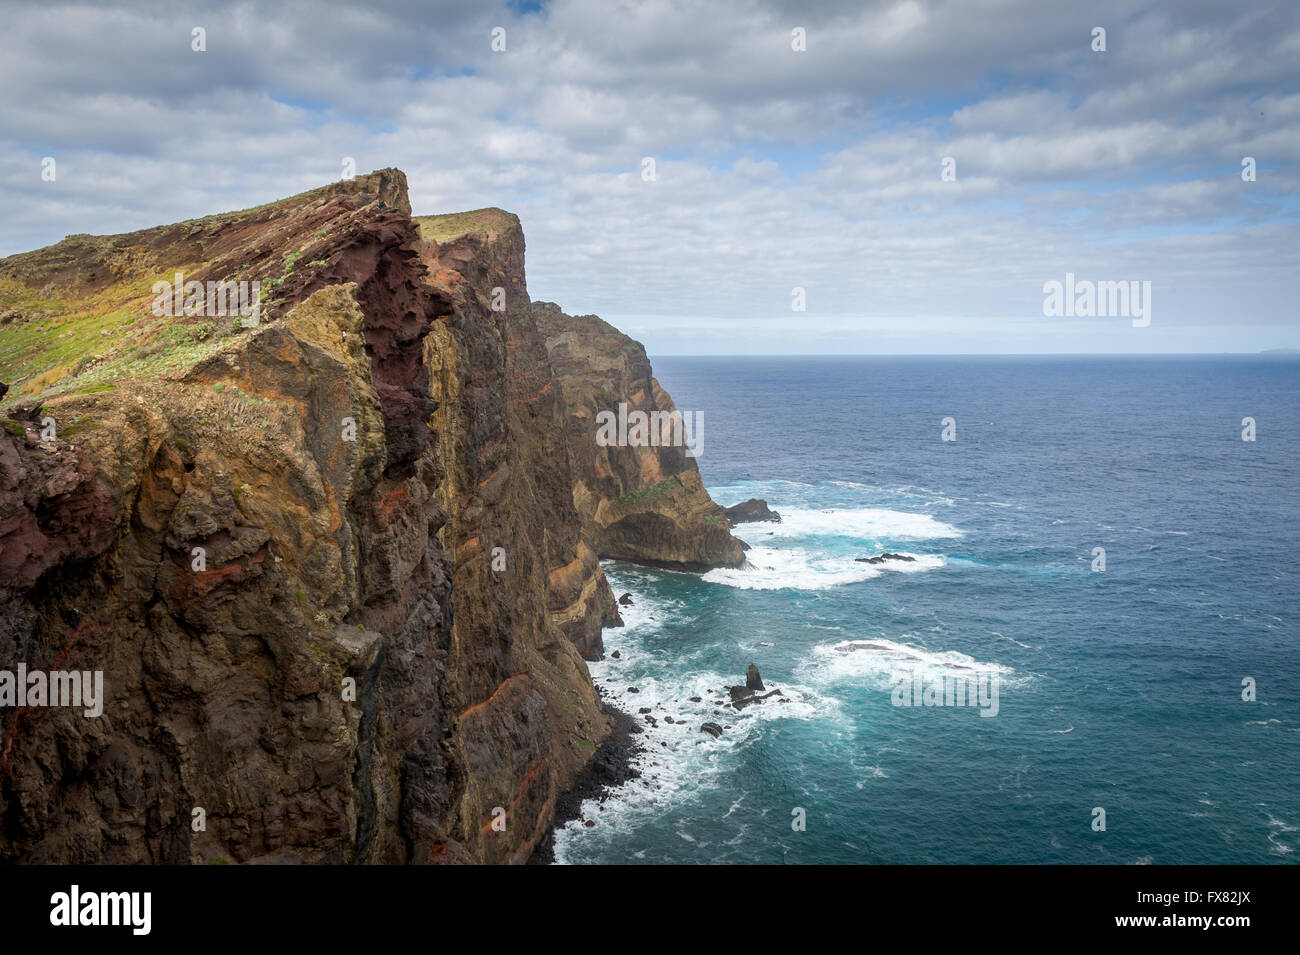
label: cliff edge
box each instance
[0,171,677,864]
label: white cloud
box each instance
[0,0,1297,352]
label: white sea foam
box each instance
[703,547,945,591]
[801,637,1018,691]
[1265,813,1296,855]
[991,630,1036,650]
[552,595,837,864]
[756,507,962,541]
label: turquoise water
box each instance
[553,357,1299,865]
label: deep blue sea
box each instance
[552,356,1299,865]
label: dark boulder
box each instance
[727,686,785,710]
[700,723,723,739]
[746,664,764,691]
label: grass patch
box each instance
[0,270,238,400]
[615,479,676,509]
[57,415,97,439]
[414,209,515,243]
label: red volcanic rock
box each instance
[0,418,118,592]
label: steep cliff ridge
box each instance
[414,208,621,662]
[0,173,626,864]
[533,302,745,571]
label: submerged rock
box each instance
[855,552,917,564]
[700,723,724,739]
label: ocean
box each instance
[551,356,1299,865]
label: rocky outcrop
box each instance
[0,171,668,865]
[533,302,745,572]
[855,553,916,564]
[726,664,785,711]
[0,413,118,592]
[723,498,781,524]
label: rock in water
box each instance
[746,664,765,691]
[618,592,634,606]
[727,685,784,710]
[723,498,782,524]
[854,552,917,564]
[700,723,723,739]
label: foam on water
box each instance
[552,586,837,865]
[704,547,945,591]
[801,637,1019,691]
[706,488,955,591]
[750,506,962,541]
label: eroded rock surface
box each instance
[533,302,744,571]
[0,171,695,864]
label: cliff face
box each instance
[415,210,620,665]
[533,303,745,571]
[0,172,620,864]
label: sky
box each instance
[0,0,1297,354]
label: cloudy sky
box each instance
[1,0,1297,354]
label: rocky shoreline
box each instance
[528,693,644,865]
[529,660,791,862]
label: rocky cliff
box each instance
[0,169,710,864]
[533,303,745,571]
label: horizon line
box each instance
[648,351,1300,358]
